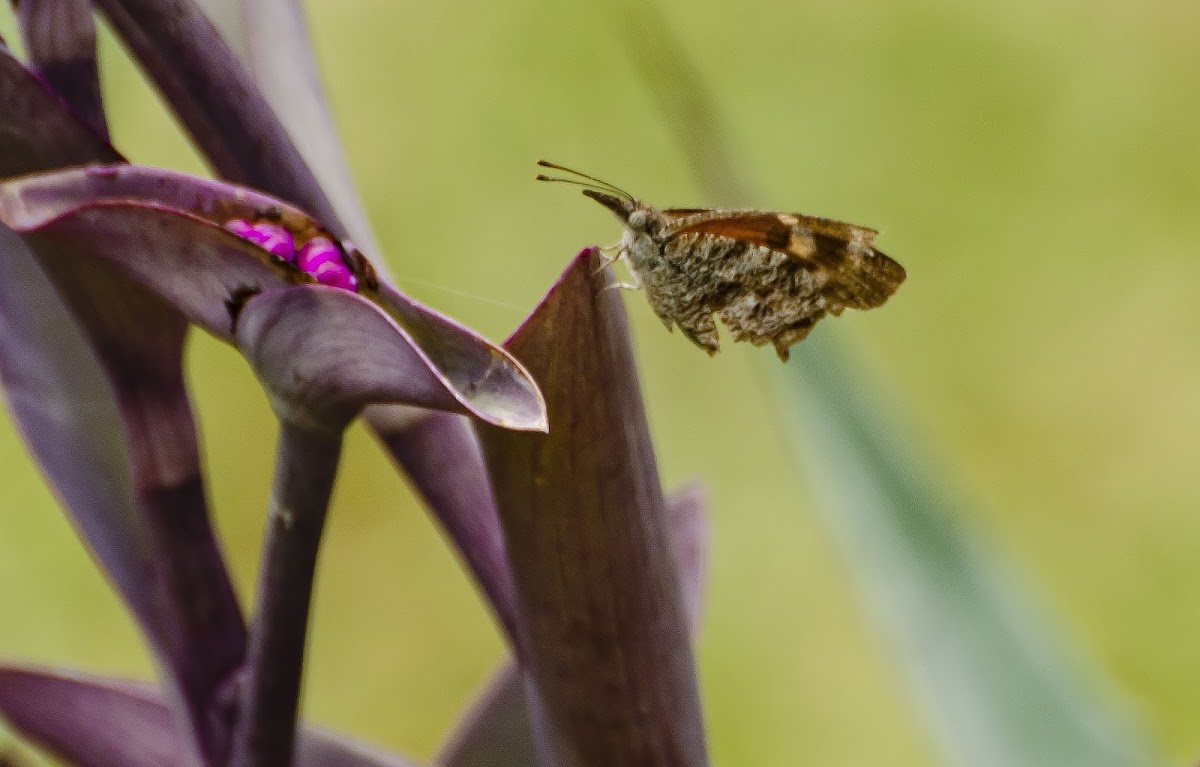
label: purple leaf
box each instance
[297,728,421,767]
[0,665,421,767]
[436,483,711,767]
[0,165,547,430]
[14,0,109,139]
[0,666,189,767]
[0,50,243,766]
[474,249,708,767]
[236,286,516,435]
[0,228,155,646]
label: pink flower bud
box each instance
[224,218,256,237]
[312,261,359,291]
[225,219,296,263]
[297,237,358,291]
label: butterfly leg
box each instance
[604,277,642,291]
[601,254,642,291]
[594,243,623,273]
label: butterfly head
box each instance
[537,160,656,231]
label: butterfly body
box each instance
[586,189,906,361]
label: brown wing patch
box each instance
[673,211,792,248]
[662,209,878,268]
[663,209,879,238]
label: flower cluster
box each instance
[225,219,358,291]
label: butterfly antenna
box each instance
[535,174,627,198]
[536,160,634,200]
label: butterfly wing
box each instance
[652,208,905,360]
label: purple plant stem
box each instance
[232,420,344,767]
[14,0,109,139]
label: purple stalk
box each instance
[232,421,344,767]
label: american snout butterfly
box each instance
[537,160,906,361]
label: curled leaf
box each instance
[0,165,546,431]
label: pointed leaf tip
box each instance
[475,247,708,766]
[236,285,545,430]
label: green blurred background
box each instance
[2,0,1200,764]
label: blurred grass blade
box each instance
[781,336,1158,767]
[0,665,422,767]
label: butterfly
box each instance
[537,161,906,361]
